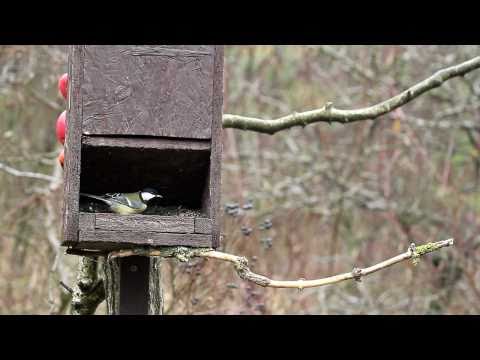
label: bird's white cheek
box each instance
[142,193,155,201]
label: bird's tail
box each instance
[80,193,112,205]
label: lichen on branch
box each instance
[108,238,454,290]
[67,257,105,315]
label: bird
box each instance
[80,188,163,215]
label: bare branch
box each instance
[223,56,480,134]
[108,238,454,290]
[407,116,480,130]
[0,161,57,182]
[27,87,63,111]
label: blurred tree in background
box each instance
[0,45,479,314]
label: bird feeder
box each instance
[62,45,224,252]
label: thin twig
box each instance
[407,116,480,130]
[0,161,57,182]
[27,87,62,111]
[223,56,480,134]
[108,239,454,290]
[59,281,73,294]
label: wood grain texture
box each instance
[62,45,84,245]
[209,46,224,248]
[78,231,212,248]
[103,256,120,314]
[82,136,211,151]
[126,46,212,57]
[148,258,164,315]
[79,213,95,231]
[93,214,195,233]
[81,45,214,139]
[194,217,212,234]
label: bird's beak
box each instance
[156,195,163,199]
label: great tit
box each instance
[80,188,163,215]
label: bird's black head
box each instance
[140,188,163,203]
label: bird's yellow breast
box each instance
[110,203,147,215]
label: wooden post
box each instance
[104,256,163,315]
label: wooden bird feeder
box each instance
[62,45,224,252]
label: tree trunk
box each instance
[71,257,105,315]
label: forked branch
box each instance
[223,56,480,134]
[108,238,454,290]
